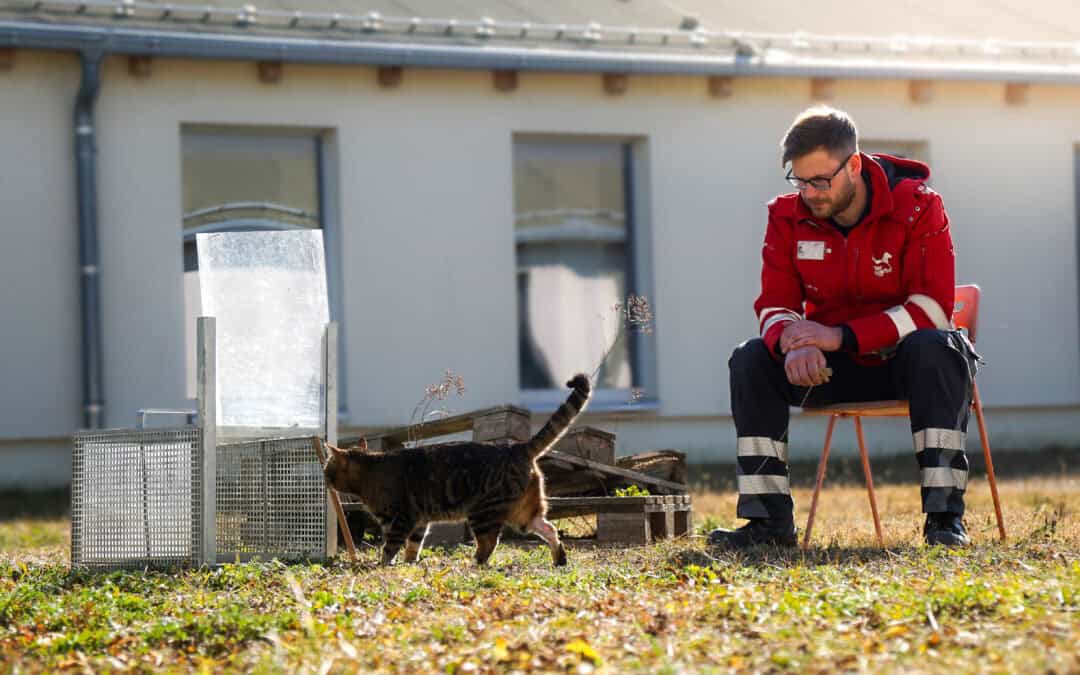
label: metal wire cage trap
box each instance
[70,318,339,570]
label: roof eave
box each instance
[4,20,1080,84]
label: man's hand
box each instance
[785,345,829,387]
[780,320,843,353]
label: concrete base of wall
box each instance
[0,438,72,489]
[3,406,1078,488]
[582,406,1080,465]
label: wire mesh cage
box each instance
[71,428,330,570]
[71,234,343,571]
[216,436,326,561]
[72,427,203,570]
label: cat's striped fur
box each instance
[323,374,592,566]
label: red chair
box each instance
[801,284,1006,547]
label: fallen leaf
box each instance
[566,638,601,665]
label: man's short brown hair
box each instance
[780,106,858,166]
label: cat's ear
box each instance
[324,442,345,460]
[356,436,369,451]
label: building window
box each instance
[513,136,653,407]
[181,129,324,399]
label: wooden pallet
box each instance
[407,495,695,548]
[548,495,693,545]
[337,404,691,547]
[345,404,533,451]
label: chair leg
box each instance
[854,417,885,547]
[973,382,1006,542]
[802,415,838,549]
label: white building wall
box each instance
[2,51,1079,485]
[0,52,81,440]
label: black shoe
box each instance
[707,519,798,549]
[924,512,969,547]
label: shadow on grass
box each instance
[0,487,69,521]
[689,444,1080,492]
[668,542,926,570]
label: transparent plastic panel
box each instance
[197,231,329,429]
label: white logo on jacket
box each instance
[872,252,893,277]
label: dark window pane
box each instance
[514,139,633,390]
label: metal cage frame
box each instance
[71,317,338,569]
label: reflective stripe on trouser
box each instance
[914,427,969,514]
[736,436,793,520]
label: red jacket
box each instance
[755,153,955,364]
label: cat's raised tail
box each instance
[523,373,592,460]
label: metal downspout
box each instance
[75,50,104,429]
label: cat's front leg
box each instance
[402,523,430,563]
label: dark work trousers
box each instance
[730,328,979,522]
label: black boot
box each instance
[708,518,798,549]
[923,512,969,546]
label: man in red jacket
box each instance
[709,107,980,549]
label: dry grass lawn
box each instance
[2,473,1078,673]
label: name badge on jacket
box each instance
[797,241,826,260]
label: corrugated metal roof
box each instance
[8,0,1080,43]
[2,0,1080,78]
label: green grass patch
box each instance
[1,479,1079,672]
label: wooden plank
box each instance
[541,458,578,472]
[541,467,611,498]
[312,437,356,559]
[616,450,687,484]
[548,496,692,509]
[597,511,648,544]
[554,428,615,465]
[552,503,648,517]
[649,511,674,540]
[356,404,532,447]
[548,501,644,520]
[547,495,692,520]
[546,451,688,494]
[473,408,531,442]
[551,496,650,507]
[674,509,692,537]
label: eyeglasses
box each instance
[785,152,854,191]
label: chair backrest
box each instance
[953,284,981,344]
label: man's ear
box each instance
[849,151,862,175]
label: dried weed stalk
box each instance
[593,293,654,405]
[407,369,467,447]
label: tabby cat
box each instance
[322,374,592,566]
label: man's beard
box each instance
[803,179,856,220]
